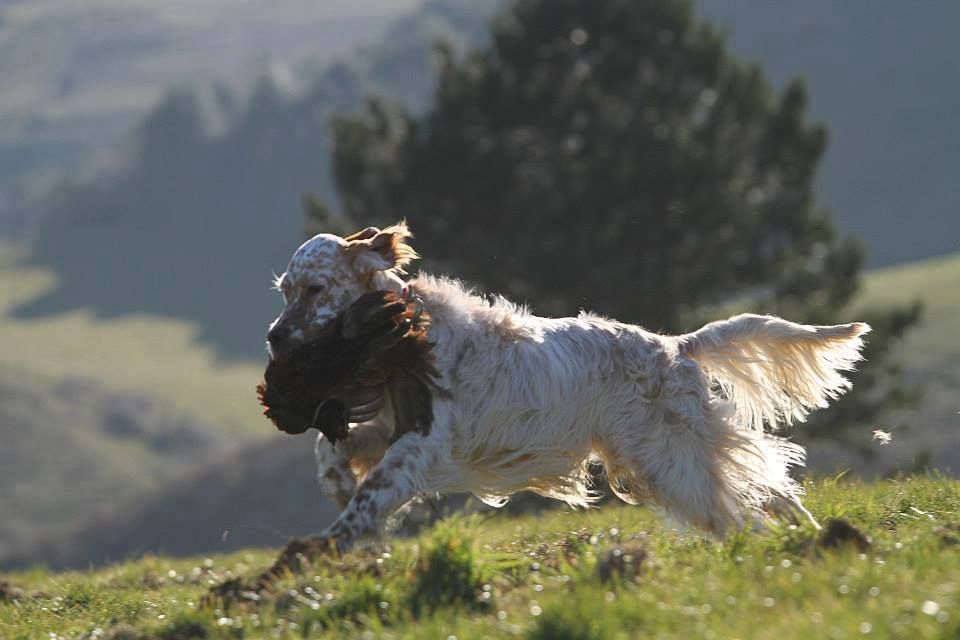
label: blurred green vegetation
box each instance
[849,252,960,472]
[0,364,232,562]
[0,240,263,564]
[16,0,500,358]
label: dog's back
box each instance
[417,277,869,534]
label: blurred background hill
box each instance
[0,0,420,222]
[0,0,956,570]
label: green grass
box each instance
[2,477,958,639]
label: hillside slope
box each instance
[848,251,960,472]
[0,365,233,561]
[1,477,958,639]
[0,242,266,563]
[0,435,337,571]
[0,241,265,433]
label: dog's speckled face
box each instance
[267,223,417,360]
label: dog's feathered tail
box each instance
[679,314,870,432]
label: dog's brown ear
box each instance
[346,221,418,274]
[344,227,380,242]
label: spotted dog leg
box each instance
[315,421,392,510]
[314,433,357,510]
[321,433,433,553]
[210,433,433,600]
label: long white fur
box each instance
[402,278,868,527]
[678,315,871,432]
[270,229,871,547]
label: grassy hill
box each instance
[1,477,958,639]
[0,435,337,572]
[848,251,960,474]
[0,240,270,562]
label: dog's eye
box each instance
[306,284,326,296]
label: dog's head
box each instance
[267,222,417,359]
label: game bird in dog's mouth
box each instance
[264,221,869,553]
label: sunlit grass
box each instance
[1,476,957,639]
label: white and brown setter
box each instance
[267,222,869,551]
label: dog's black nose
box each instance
[267,325,291,348]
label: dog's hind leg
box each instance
[599,406,744,536]
[647,413,745,536]
[601,394,812,537]
[682,401,815,533]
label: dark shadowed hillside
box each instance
[0,366,236,562]
[0,435,336,571]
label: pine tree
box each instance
[317,0,920,450]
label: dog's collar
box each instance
[401,284,425,327]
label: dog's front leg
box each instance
[321,432,434,553]
[233,433,435,596]
[315,420,392,510]
[315,434,357,510]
